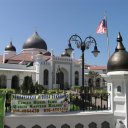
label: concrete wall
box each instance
[5,111,114,128]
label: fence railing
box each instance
[69,92,110,111]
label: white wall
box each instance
[5,112,114,128]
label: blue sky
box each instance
[0,0,128,66]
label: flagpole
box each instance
[106,25,110,58]
[105,14,110,59]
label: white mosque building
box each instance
[0,32,106,91]
[0,32,83,90]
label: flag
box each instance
[96,18,107,34]
[26,61,33,67]
[96,16,110,58]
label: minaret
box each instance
[107,32,128,128]
[35,52,44,85]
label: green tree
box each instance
[88,71,100,78]
[88,71,100,93]
[21,76,35,94]
[0,94,5,128]
[34,82,44,94]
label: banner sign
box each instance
[11,94,70,114]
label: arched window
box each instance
[47,124,56,128]
[16,125,26,128]
[88,122,97,128]
[61,124,70,128]
[75,71,79,86]
[4,125,11,128]
[32,125,41,128]
[0,75,7,88]
[11,75,19,89]
[117,86,121,93]
[101,121,110,128]
[96,78,100,88]
[75,123,84,128]
[44,69,49,85]
[88,78,93,87]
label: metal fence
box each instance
[68,92,110,111]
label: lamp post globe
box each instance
[65,42,74,56]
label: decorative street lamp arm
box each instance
[84,36,97,50]
[68,34,100,57]
[68,34,82,49]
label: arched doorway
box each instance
[56,66,69,90]
[43,69,49,86]
[56,71,64,90]
[75,71,79,86]
[60,71,64,89]
[11,75,19,89]
[0,75,7,88]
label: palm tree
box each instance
[88,71,100,93]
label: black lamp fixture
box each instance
[67,34,100,110]
[66,35,100,57]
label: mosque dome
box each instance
[22,32,47,50]
[107,32,128,72]
[5,41,16,51]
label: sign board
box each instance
[11,93,70,114]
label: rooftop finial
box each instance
[115,32,125,51]
[117,32,123,42]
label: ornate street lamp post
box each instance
[66,34,100,110]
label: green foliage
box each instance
[0,89,15,94]
[21,76,34,94]
[71,86,81,91]
[88,71,100,78]
[34,82,44,94]
[94,89,107,94]
[47,89,63,94]
[70,104,79,111]
[0,94,5,128]
[21,77,45,94]
[64,82,69,89]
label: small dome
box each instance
[107,32,128,72]
[61,49,70,57]
[5,41,16,51]
[61,52,70,57]
[23,32,47,50]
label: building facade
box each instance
[0,32,107,91]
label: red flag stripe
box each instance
[96,19,107,34]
